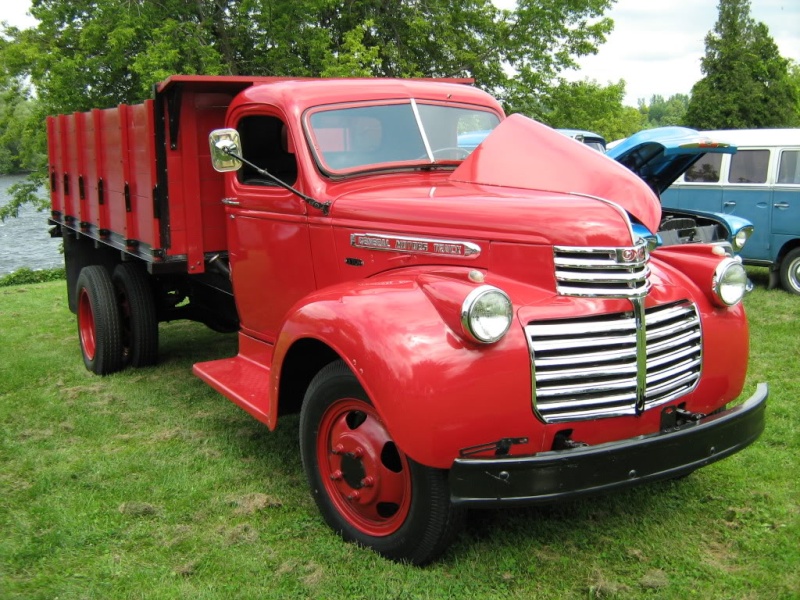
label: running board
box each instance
[193,334,274,428]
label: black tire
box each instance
[112,263,159,367]
[76,266,124,376]
[779,248,800,295]
[299,360,464,565]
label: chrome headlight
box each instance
[712,258,748,306]
[461,286,513,343]
[732,226,754,251]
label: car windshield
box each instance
[306,100,501,175]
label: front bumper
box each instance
[450,383,767,507]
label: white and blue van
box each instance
[662,129,800,294]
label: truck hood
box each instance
[328,177,640,249]
[450,114,662,233]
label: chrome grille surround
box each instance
[526,301,702,423]
[554,239,651,299]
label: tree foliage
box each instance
[0,0,616,218]
[3,0,614,115]
[685,0,800,129]
[0,79,46,175]
[638,94,689,129]
[540,79,645,141]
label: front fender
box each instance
[271,270,538,468]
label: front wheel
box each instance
[299,361,464,565]
[779,248,800,295]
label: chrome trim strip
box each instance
[566,193,636,243]
[350,233,481,258]
[410,98,434,162]
[633,297,647,414]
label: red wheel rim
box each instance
[317,398,412,536]
[78,288,96,360]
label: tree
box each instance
[788,60,800,118]
[1,0,615,116]
[540,79,645,142]
[638,94,689,128]
[685,0,800,129]
[0,0,616,218]
[0,79,45,176]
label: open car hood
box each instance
[450,114,662,232]
[606,127,737,195]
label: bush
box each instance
[0,267,65,287]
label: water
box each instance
[0,175,64,275]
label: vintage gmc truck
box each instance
[47,76,767,564]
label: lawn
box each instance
[1,273,798,599]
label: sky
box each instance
[2,0,799,107]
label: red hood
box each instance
[450,114,662,232]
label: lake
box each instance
[0,175,63,275]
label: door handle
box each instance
[723,201,736,207]
[773,202,790,209]
[222,198,240,206]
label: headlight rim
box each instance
[460,285,513,344]
[712,257,748,307]
[732,226,754,251]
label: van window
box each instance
[777,150,800,184]
[684,154,723,182]
[728,149,769,184]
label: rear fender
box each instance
[271,270,538,468]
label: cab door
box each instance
[224,110,316,342]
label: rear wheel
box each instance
[300,360,464,565]
[76,266,124,375]
[112,263,159,367]
[779,248,800,295]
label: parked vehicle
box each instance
[608,127,755,254]
[47,76,766,564]
[557,128,607,152]
[662,129,800,294]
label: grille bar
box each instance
[526,301,702,422]
[554,241,651,299]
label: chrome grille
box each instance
[554,241,651,298]
[526,301,702,422]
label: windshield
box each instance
[306,100,501,175]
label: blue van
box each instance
[662,129,800,294]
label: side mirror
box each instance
[209,128,242,172]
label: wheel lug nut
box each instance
[352,447,364,458]
[330,470,343,481]
[331,444,344,455]
[361,476,375,488]
[347,491,361,501]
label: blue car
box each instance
[557,129,607,152]
[607,127,754,254]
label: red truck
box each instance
[47,76,767,564]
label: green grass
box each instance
[1,274,798,599]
